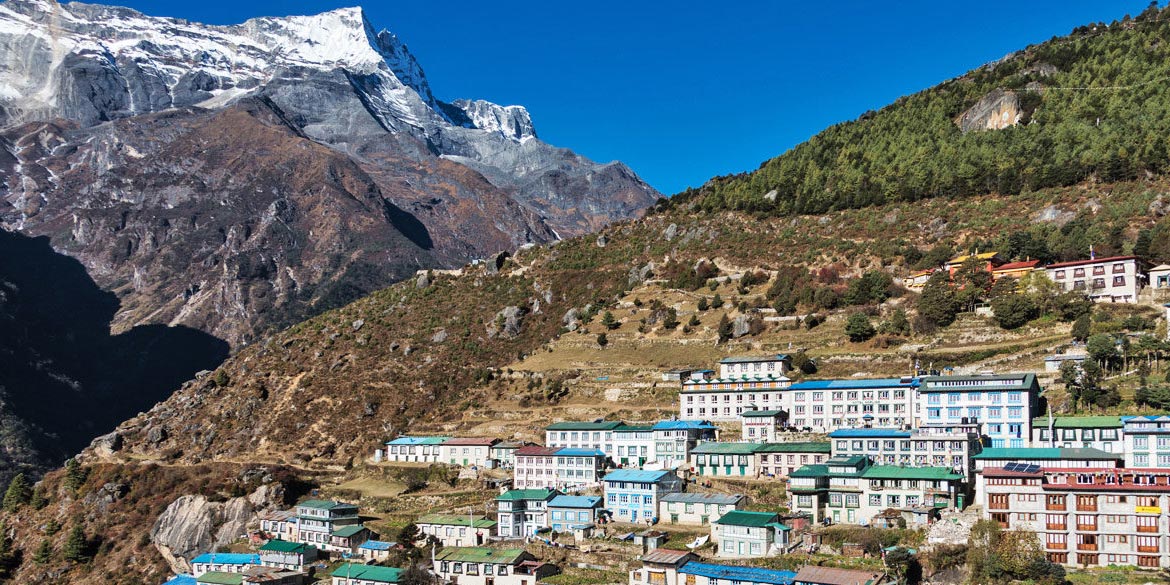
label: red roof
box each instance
[993,260,1040,272]
[515,446,559,456]
[442,437,499,446]
[981,468,1043,478]
[1045,255,1137,269]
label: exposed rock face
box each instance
[955,89,1022,133]
[151,483,283,575]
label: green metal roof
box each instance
[755,442,830,454]
[545,421,623,431]
[259,540,313,553]
[714,510,781,527]
[861,466,962,481]
[196,573,243,585]
[331,563,404,583]
[416,514,497,529]
[615,424,655,431]
[332,525,369,538]
[691,442,763,455]
[296,499,356,511]
[827,455,868,466]
[741,410,786,418]
[495,488,558,501]
[920,373,1038,391]
[434,547,528,564]
[1030,415,1121,429]
[974,447,1121,460]
[789,464,830,478]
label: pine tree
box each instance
[33,539,51,564]
[29,487,47,510]
[697,297,709,311]
[3,474,30,512]
[918,271,958,328]
[596,333,608,348]
[711,294,724,309]
[601,311,618,331]
[1071,313,1092,342]
[717,314,733,344]
[63,459,86,494]
[845,313,876,342]
[63,525,88,563]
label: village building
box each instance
[944,252,1004,276]
[828,425,982,478]
[1121,415,1170,468]
[741,409,787,442]
[858,466,965,523]
[1043,352,1087,373]
[491,442,530,468]
[653,420,718,468]
[1150,264,1170,290]
[679,356,793,421]
[973,447,1122,476]
[512,446,606,489]
[629,550,800,585]
[614,425,656,468]
[991,259,1041,281]
[356,540,393,562]
[545,421,623,456]
[547,495,604,532]
[439,438,500,467]
[196,567,304,585]
[1032,416,1123,452]
[710,510,791,558]
[191,553,260,577]
[329,525,373,552]
[788,465,830,523]
[603,469,684,524]
[1044,255,1143,303]
[792,566,887,585]
[785,378,920,431]
[381,436,447,463]
[496,488,560,538]
[689,442,762,478]
[433,547,557,585]
[976,462,1170,568]
[258,510,296,541]
[415,514,496,547]
[919,373,1041,448]
[901,269,933,290]
[659,493,745,526]
[330,563,402,585]
[290,500,361,547]
[257,541,317,571]
[753,442,832,479]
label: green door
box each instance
[724,465,731,475]
[670,514,678,524]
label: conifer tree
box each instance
[63,525,88,563]
[3,474,30,512]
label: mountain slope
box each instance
[675,3,1170,215]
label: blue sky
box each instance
[83,1,1153,195]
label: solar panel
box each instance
[1020,464,1040,473]
[1003,462,1020,472]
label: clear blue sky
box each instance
[80,1,1153,195]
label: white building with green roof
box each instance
[415,513,496,547]
[1031,415,1122,452]
[710,510,791,558]
[433,547,556,585]
[495,488,560,538]
[330,563,403,585]
[292,499,361,547]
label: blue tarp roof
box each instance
[359,540,394,551]
[790,378,918,390]
[652,420,716,430]
[603,469,672,483]
[680,562,796,585]
[385,436,448,445]
[554,448,607,457]
[549,495,602,508]
[162,575,196,585]
[829,428,912,438]
[190,553,260,565]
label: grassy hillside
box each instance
[674,4,1170,219]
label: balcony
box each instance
[1076,543,1098,552]
[1138,545,1160,553]
[988,501,1009,511]
[1137,525,1159,534]
[1046,523,1067,531]
[1076,504,1098,512]
[1076,524,1097,532]
[1046,542,1067,550]
[1046,503,1067,511]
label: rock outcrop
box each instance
[955,89,1022,133]
[150,483,284,575]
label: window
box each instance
[1093,266,1105,276]
[1113,263,1126,274]
[1074,268,1085,277]
[1092,278,1106,289]
[1113,276,1125,287]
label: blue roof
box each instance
[162,575,196,585]
[1121,415,1170,422]
[829,428,912,438]
[359,540,394,551]
[603,469,672,483]
[652,420,717,430]
[191,553,260,566]
[680,562,796,585]
[789,378,919,390]
[555,448,607,457]
[385,436,448,445]
[549,495,603,508]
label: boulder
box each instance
[663,223,678,242]
[90,431,123,457]
[1149,194,1170,218]
[731,315,752,339]
[431,329,447,343]
[562,308,581,332]
[955,89,1022,133]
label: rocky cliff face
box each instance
[955,88,1022,133]
[151,483,285,575]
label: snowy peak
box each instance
[451,99,537,142]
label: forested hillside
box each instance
[675,3,1170,216]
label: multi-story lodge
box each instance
[415,514,496,547]
[919,373,1041,447]
[785,378,920,431]
[614,424,655,467]
[753,443,832,479]
[629,550,803,585]
[545,421,623,455]
[977,461,1170,568]
[652,420,718,468]
[741,409,787,442]
[381,436,448,463]
[659,493,745,526]
[1044,255,1142,303]
[1121,415,1170,468]
[788,455,963,525]
[496,488,559,539]
[603,469,684,523]
[679,355,793,421]
[433,547,557,585]
[291,500,361,548]
[1032,416,1124,452]
[512,446,606,489]
[547,495,604,532]
[711,510,791,558]
[688,442,830,480]
[828,423,983,478]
